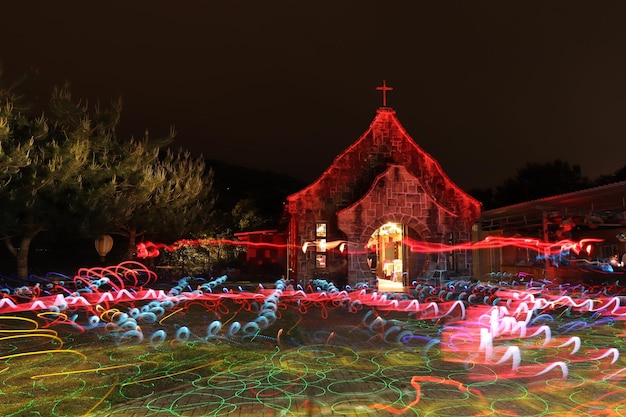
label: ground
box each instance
[1,265,625,416]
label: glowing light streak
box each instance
[3,260,626,415]
[137,235,606,260]
[0,297,17,310]
[603,367,626,382]
[158,307,184,325]
[494,346,522,370]
[137,238,293,258]
[530,361,569,379]
[0,333,64,348]
[587,348,619,364]
[81,375,119,417]
[286,315,302,335]
[0,315,46,331]
[557,336,581,354]
[0,349,87,361]
[30,362,155,379]
[526,325,552,346]
[120,360,222,387]
[370,375,484,413]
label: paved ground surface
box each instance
[97,320,626,417]
[100,357,623,417]
[2,278,625,416]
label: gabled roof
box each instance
[287,107,480,220]
[336,164,459,218]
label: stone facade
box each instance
[337,164,458,282]
[284,107,481,287]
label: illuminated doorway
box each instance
[367,222,406,283]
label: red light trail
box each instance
[137,236,604,258]
[1,259,626,415]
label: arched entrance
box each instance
[366,222,428,285]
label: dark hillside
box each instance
[207,160,308,228]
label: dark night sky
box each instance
[2,0,626,190]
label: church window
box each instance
[316,222,327,238]
[316,254,327,268]
[315,222,328,268]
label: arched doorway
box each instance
[366,222,428,285]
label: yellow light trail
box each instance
[158,307,184,325]
[81,375,119,417]
[31,361,158,379]
[0,315,40,330]
[0,349,87,361]
[0,333,64,348]
[121,359,222,387]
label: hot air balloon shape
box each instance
[95,234,114,261]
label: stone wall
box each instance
[337,165,456,284]
[285,107,482,284]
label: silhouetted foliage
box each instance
[0,71,215,276]
[153,160,306,276]
[207,159,306,231]
[0,81,110,277]
[593,164,626,186]
[471,160,592,210]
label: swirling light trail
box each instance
[0,259,625,415]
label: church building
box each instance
[283,82,481,288]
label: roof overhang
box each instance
[479,181,626,231]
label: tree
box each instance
[83,133,215,260]
[0,82,104,277]
[482,159,591,209]
[231,198,272,231]
[0,86,33,177]
[1,71,215,276]
[593,164,626,186]
[156,163,306,276]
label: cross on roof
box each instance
[376,80,393,107]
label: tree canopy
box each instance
[469,159,626,210]
[0,74,214,277]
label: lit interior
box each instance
[368,222,404,282]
